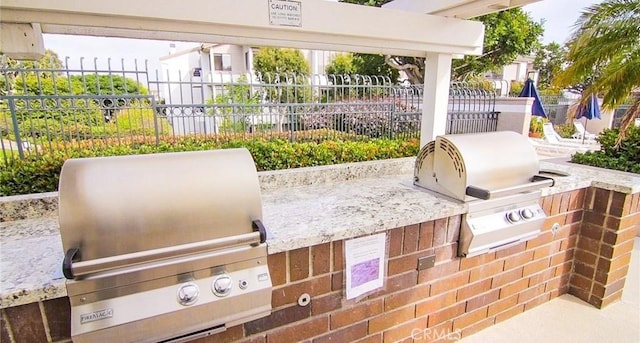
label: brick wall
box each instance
[1,188,637,343]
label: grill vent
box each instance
[414,140,435,173]
[439,139,464,178]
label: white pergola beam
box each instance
[382,0,542,19]
[0,0,485,57]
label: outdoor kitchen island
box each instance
[1,157,639,343]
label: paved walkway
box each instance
[460,237,640,343]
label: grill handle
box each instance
[62,230,264,280]
[465,175,555,200]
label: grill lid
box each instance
[59,148,264,277]
[415,131,551,201]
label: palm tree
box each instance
[554,0,640,145]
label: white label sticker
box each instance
[269,0,302,27]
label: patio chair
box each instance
[573,121,598,140]
[541,123,595,147]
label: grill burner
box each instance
[414,131,555,257]
[58,149,272,343]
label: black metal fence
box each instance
[1,58,499,164]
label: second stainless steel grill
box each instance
[414,131,556,257]
[58,148,272,343]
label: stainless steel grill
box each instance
[414,131,556,257]
[58,148,272,343]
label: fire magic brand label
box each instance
[80,308,113,324]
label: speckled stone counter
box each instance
[1,157,639,309]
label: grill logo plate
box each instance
[80,308,113,324]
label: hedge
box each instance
[0,137,419,196]
[571,126,640,174]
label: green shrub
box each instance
[0,137,419,196]
[555,123,576,138]
[571,126,640,174]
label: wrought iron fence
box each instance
[1,58,499,164]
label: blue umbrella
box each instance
[518,78,547,117]
[575,94,601,143]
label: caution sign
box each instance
[269,0,302,27]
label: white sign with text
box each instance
[268,0,302,27]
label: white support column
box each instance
[421,52,452,147]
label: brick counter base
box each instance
[2,188,637,343]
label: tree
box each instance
[554,0,640,145]
[253,47,310,77]
[1,49,64,95]
[326,53,399,83]
[340,0,543,83]
[326,53,357,75]
[533,42,567,91]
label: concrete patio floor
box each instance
[460,237,640,343]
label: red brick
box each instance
[518,284,546,304]
[496,265,525,288]
[580,223,605,241]
[560,192,571,213]
[314,321,367,343]
[524,293,551,311]
[333,241,344,271]
[460,252,496,270]
[466,289,500,312]
[555,261,573,277]
[268,252,287,286]
[197,324,244,343]
[583,211,605,226]
[550,194,562,215]
[422,321,456,341]
[1,310,11,343]
[403,224,420,254]
[427,303,465,327]
[418,221,435,250]
[469,260,504,282]
[235,335,266,343]
[432,219,448,247]
[503,251,534,271]
[610,191,631,217]
[382,317,428,343]
[533,241,561,260]
[388,227,404,258]
[435,243,457,263]
[528,268,556,288]
[495,242,526,259]
[42,297,71,342]
[499,279,529,299]
[550,249,574,267]
[541,196,553,214]
[584,188,595,209]
[353,334,382,343]
[568,189,586,211]
[312,292,343,316]
[461,317,495,339]
[385,283,431,311]
[389,250,433,276]
[603,227,638,246]
[453,307,488,331]
[487,294,518,317]
[369,271,418,298]
[602,239,635,260]
[523,258,550,277]
[430,271,469,296]
[446,216,461,243]
[4,303,47,343]
[566,211,583,224]
[418,260,460,284]
[332,271,343,291]
[457,279,491,302]
[369,306,416,333]
[598,253,632,274]
[574,249,598,265]
[544,276,563,293]
[595,264,629,285]
[526,231,553,250]
[331,299,383,329]
[593,188,611,213]
[245,304,310,335]
[267,316,328,343]
[415,291,457,317]
[594,290,624,308]
[313,243,331,276]
[577,236,601,255]
[290,247,310,281]
[495,305,524,323]
[272,275,331,308]
[574,261,595,279]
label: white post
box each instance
[421,52,452,148]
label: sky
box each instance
[41,0,604,72]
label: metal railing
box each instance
[1,58,500,164]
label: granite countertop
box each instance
[1,157,639,308]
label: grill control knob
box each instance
[506,211,522,223]
[177,282,199,306]
[212,275,233,297]
[520,208,535,220]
